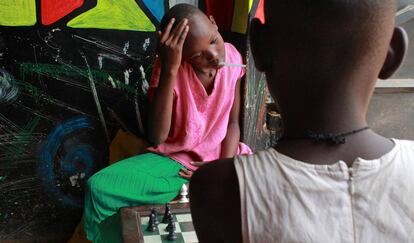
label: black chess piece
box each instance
[166,219,177,241]
[167,230,177,241]
[146,213,157,232]
[167,212,174,222]
[151,208,159,225]
[162,204,172,223]
[166,217,176,232]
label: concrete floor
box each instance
[394,17,414,78]
[368,15,414,140]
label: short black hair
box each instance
[160,4,202,31]
[263,0,397,82]
[264,0,397,43]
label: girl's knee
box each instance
[86,173,104,194]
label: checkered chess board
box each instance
[140,213,198,243]
[121,203,199,243]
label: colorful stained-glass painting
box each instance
[0,0,36,26]
[142,0,165,22]
[41,0,84,25]
[67,0,155,31]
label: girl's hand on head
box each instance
[157,18,190,72]
[178,161,209,179]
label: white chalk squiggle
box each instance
[142,38,150,51]
[0,69,19,104]
[123,41,130,55]
[139,65,148,94]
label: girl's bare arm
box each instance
[147,18,189,145]
[220,79,241,158]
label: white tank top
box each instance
[234,139,414,243]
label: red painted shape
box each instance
[255,0,265,24]
[41,0,84,25]
[205,0,235,31]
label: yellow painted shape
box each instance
[109,129,149,165]
[67,220,92,243]
[231,0,253,34]
[0,0,36,26]
[67,0,155,31]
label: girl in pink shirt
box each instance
[147,42,251,172]
[83,4,251,243]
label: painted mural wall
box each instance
[0,0,164,240]
[0,0,255,240]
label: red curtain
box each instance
[205,0,235,31]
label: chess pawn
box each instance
[179,184,189,203]
[166,218,176,232]
[162,204,172,223]
[146,213,157,232]
[166,230,177,241]
[151,208,159,225]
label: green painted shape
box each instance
[0,0,36,26]
[20,63,135,94]
[4,116,41,162]
[67,0,155,31]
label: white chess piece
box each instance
[179,184,189,203]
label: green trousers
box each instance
[83,153,188,243]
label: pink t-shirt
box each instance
[147,43,252,171]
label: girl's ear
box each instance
[209,15,218,30]
[249,18,270,72]
[379,27,409,80]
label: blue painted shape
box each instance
[38,116,96,208]
[142,0,165,22]
[60,145,94,176]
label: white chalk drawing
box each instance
[0,69,19,104]
[142,38,150,51]
[124,70,130,85]
[69,173,86,187]
[108,75,116,88]
[98,55,103,69]
[82,54,110,144]
[139,65,149,94]
[123,41,130,55]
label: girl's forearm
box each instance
[147,67,178,145]
[220,122,240,158]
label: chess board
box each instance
[121,203,199,243]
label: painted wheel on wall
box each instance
[38,116,107,208]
